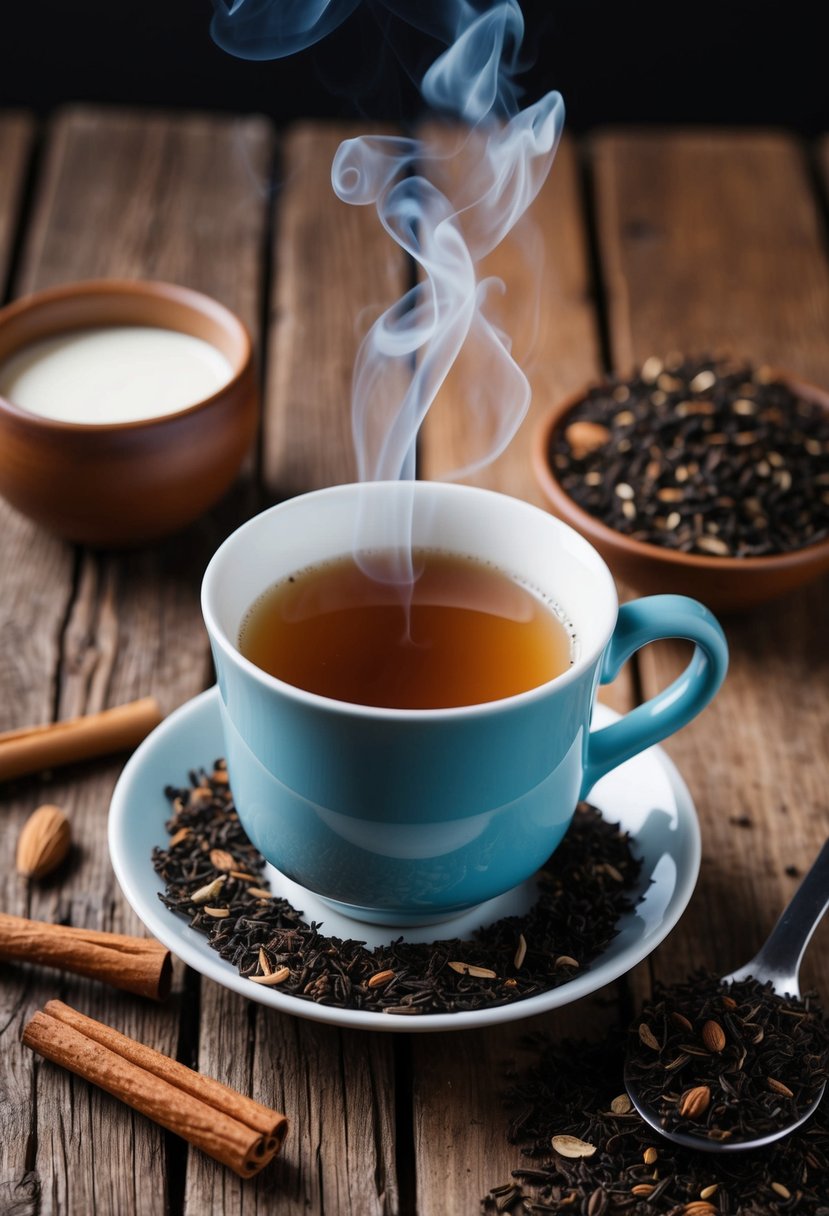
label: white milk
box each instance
[0,326,234,424]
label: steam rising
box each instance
[332,85,562,485]
[211,1,564,571]
[211,0,360,60]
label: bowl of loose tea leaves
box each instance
[532,355,829,611]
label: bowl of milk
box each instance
[0,279,257,545]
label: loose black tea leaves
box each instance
[551,355,829,557]
[485,1030,829,1215]
[152,762,641,1016]
[628,972,829,1145]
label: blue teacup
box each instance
[202,482,727,924]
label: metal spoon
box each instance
[626,836,829,1153]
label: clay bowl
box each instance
[532,377,829,613]
[0,280,257,546]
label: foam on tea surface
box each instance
[239,550,573,709]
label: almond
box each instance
[587,1189,608,1216]
[16,804,71,879]
[563,420,611,459]
[767,1077,794,1098]
[701,1019,726,1053]
[678,1085,711,1120]
[209,848,236,872]
[681,1205,717,1216]
[638,1022,660,1051]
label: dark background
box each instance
[2,1,827,133]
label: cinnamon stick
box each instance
[0,913,171,1000]
[43,999,286,1141]
[0,697,162,782]
[22,1003,288,1177]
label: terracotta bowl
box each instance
[0,280,257,546]
[532,377,829,613]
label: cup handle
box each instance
[581,594,728,798]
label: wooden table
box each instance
[1,108,828,1215]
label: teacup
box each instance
[202,481,728,924]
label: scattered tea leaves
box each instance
[153,765,642,1017]
[484,1024,829,1215]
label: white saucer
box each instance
[109,687,700,1033]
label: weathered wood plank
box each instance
[187,121,402,1216]
[19,106,269,328]
[0,106,273,1215]
[411,133,628,1216]
[593,130,829,997]
[0,111,82,1215]
[595,130,829,383]
[264,122,410,498]
[187,1012,399,1216]
[0,112,63,741]
[0,113,33,293]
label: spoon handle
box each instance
[726,836,829,996]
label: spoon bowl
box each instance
[624,1063,825,1155]
[626,837,829,1153]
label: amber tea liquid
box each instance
[239,550,573,709]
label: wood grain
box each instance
[0,114,33,295]
[0,112,67,745]
[187,122,401,1215]
[0,107,272,1214]
[264,122,411,498]
[593,130,829,999]
[594,130,829,383]
[0,111,78,1215]
[19,106,270,327]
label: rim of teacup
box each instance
[201,481,620,721]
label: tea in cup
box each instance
[202,481,727,924]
